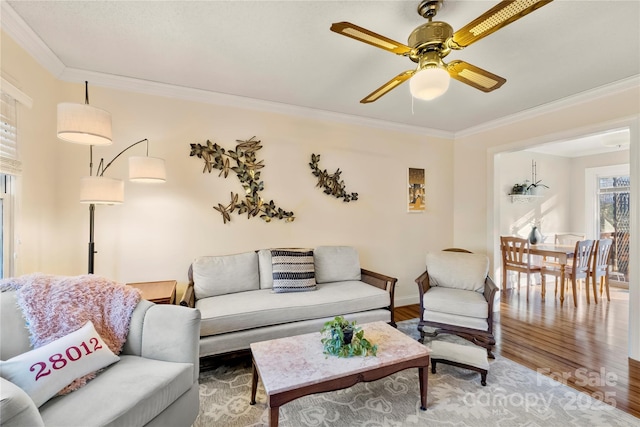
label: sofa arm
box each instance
[484,276,499,334]
[360,268,397,326]
[0,378,44,427]
[180,282,195,307]
[415,270,431,296]
[360,268,397,291]
[122,302,201,382]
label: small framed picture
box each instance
[408,167,425,213]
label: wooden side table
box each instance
[127,280,177,304]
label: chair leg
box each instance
[540,273,546,301]
[571,277,578,307]
[585,277,591,304]
[591,275,598,304]
[604,276,611,302]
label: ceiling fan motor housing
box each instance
[408,21,453,62]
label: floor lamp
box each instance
[57,82,166,274]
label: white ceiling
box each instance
[526,128,631,158]
[3,0,640,136]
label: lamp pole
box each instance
[88,203,96,274]
[86,138,150,274]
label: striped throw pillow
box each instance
[271,250,317,293]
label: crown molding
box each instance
[455,75,640,139]
[57,68,453,139]
[1,1,66,78]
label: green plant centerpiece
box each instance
[320,316,377,358]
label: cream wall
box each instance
[2,32,454,307]
[570,149,630,235]
[497,151,572,242]
[497,149,630,244]
[1,30,63,275]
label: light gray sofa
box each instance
[180,246,397,358]
[0,291,201,427]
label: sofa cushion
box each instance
[314,246,361,284]
[0,291,32,360]
[0,321,119,408]
[257,249,273,289]
[422,311,489,332]
[426,251,488,292]
[196,281,389,336]
[271,249,317,293]
[192,252,259,299]
[0,378,45,427]
[38,355,194,427]
[422,287,488,319]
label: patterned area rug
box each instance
[195,319,639,426]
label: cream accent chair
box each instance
[415,249,499,358]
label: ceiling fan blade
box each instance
[331,22,412,55]
[447,60,506,92]
[361,70,415,103]
[452,0,554,48]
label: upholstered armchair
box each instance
[415,249,499,358]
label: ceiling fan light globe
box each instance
[409,67,450,100]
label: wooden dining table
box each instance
[529,243,575,304]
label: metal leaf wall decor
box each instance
[309,154,358,202]
[189,136,295,223]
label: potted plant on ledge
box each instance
[527,180,549,196]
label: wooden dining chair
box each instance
[589,238,613,303]
[543,233,586,289]
[541,239,594,306]
[500,236,543,300]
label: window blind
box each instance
[0,92,21,176]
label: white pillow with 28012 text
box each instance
[0,320,120,407]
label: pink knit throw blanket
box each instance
[1,273,141,393]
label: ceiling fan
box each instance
[330,0,553,103]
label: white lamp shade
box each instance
[57,103,113,145]
[80,176,124,204]
[409,67,451,101]
[129,156,166,182]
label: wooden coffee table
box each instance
[249,321,430,427]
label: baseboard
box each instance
[395,295,419,307]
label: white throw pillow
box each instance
[0,321,119,407]
[426,251,489,292]
[192,252,260,299]
[314,246,361,284]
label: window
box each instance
[1,91,20,277]
[597,175,630,282]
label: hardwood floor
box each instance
[396,286,640,419]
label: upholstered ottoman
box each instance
[429,340,489,386]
